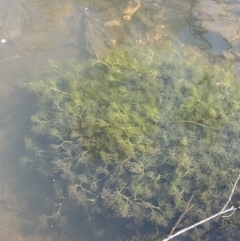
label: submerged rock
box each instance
[81,0,167,56]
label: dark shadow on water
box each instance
[0,86,60,240]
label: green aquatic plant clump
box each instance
[22,44,240,236]
[27,48,162,162]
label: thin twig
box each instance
[168,195,194,237]
[162,173,240,241]
[171,120,208,128]
[162,206,238,241]
[0,113,14,125]
[220,173,240,213]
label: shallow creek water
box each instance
[1,0,240,240]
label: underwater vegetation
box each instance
[21,43,240,238]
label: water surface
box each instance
[1,0,240,240]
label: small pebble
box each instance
[1,39,6,43]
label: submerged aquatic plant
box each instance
[22,44,240,237]
[26,48,161,163]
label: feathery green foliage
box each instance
[27,49,161,163]
[22,44,240,238]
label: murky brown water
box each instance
[1,0,240,240]
[0,0,85,240]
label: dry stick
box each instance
[162,206,238,241]
[168,195,194,237]
[220,173,240,214]
[162,173,240,241]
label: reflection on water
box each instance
[1,0,240,240]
